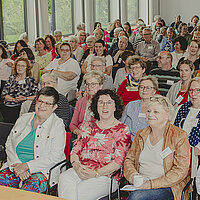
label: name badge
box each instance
[148,46,153,50]
[160,147,173,159]
[18,79,26,84]
[118,58,122,63]
[175,95,184,104]
[94,133,105,140]
[192,119,199,127]
[138,113,146,118]
[167,80,174,85]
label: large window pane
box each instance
[95,0,109,29]
[2,0,25,43]
[127,0,138,25]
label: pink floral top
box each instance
[72,119,131,180]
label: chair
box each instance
[0,122,14,165]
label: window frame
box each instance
[0,0,27,43]
[51,0,74,36]
[127,0,139,25]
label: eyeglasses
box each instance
[60,49,70,52]
[98,100,115,107]
[129,66,142,71]
[40,81,56,86]
[188,88,200,94]
[36,99,54,106]
[85,82,99,87]
[139,86,155,91]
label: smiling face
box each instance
[45,37,53,50]
[85,77,103,97]
[60,44,71,60]
[129,63,145,81]
[20,51,28,59]
[69,38,77,49]
[146,103,169,128]
[179,64,194,82]
[36,40,45,51]
[143,29,151,43]
[35,95,58,120]
[90,60,105,72]
[16,60,27,76]
[189,41,199,56]
[86,38,95,49]
[95,42,104,56]
[97,94,116,121]
[139,80,156,100]
[189,80,200,108]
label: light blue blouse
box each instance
[121,100,149,140]
[16,116,36,163]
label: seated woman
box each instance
[1,57,38,123]
[69,35,83,63]
[174,77,200,178]
[58,89,131,200]
[117,56,146,105]
[20,47,40,83]
[94,22,110,42]
[44,34,57,60]
[0,44,14,93]
[124,95,191,200]
[0,87,66,193]
[167,60,194,110]
[11,40,28,61]
[77,30,88,53]
[121,76,158,140]
[34,38,52,71]
[70,70,105,136]
[177,40,200,72]
[81,39,113,76]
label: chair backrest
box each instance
[64,132,72,162]
[0,122,14,161]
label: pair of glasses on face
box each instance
[85,82,99,87]
[90,64,103,68]
[60,49,70,52]
[98,100,114,107]
[36,99,54,106]
[139,86,155,91]
[188,88,200,94]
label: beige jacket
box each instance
[124,122,192,200]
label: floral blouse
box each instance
[2,75,38,106]
[72,119,131,180]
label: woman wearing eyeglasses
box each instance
[124,95,191,200]
[0,87,66,193]
[69,71,105,136]
[174,77,200,178]
[117,56,146,105]
[59,89,131,200]
[121,76,158,140]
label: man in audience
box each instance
[20,73,70,130]
[149,51,180,96]
[135,28,160,62]
[114,50,134,90]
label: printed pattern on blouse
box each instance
[2,75,38,106]
[72,120,131,180]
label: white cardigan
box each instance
[4,112,66,186]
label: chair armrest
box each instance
[181,178,193,200]
[46,159,70,194]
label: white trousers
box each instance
[58,168,118,200]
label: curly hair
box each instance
[0,44,8,59]
[13,57,32,77]
[172,36,188,51]
[34,38,47,50]
[45,34,56,50]
[90,89,124,120]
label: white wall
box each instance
[160,0,200,26]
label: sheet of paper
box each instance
[120,185,138,191]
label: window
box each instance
[94,0,110,29]
[49,0,73,35]
[2,0,25,43]
[127,0,138,25]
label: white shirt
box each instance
[45,58,81,95]
[0,58,13,81]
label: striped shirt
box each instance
[149,67,180,96]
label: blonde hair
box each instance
[83,71,105,85]
[139,76,158,91]
[148,95,174,121]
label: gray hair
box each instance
[19,32,28,40]
[86,35,96,43]
[139,76,158,91]
[40,73,58,84]
[148,95,174,122]
[119,36,128,43]
[69,35,78,43]
[83,71,105,85]
[114,27,123,33]
[54,30,62,35]
[91,56,106,66]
